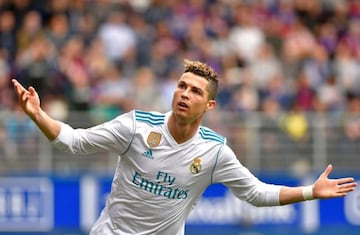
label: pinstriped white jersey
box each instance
[52,110,281,235]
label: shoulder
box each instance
[198,126,226,144]
[134,110,166,126]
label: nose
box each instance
[181,88,190,99]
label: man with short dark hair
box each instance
[12,59,357,235]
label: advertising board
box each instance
[0,175,359,234]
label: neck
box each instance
[168,112,203,144]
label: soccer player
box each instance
[12,59,357,235]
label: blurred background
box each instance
[0,0,359,234]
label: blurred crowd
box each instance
[0,0,360,138]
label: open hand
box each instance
[313,164,357,199]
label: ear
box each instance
[206,100,216,111]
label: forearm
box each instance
[279,185,313,205]
[30,108,61,141]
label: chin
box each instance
[173,109,189,120]
[174,109,186,117]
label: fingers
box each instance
[336,179,357,196]
[28,86,36,95]
[13,81,30,108]
[339,181,357,188]
[322,164,333,178]
[12,79,27,96]
[337,183,357,195]
[12,79,38,103]
[12,79,24,89]
[337,177,355,185]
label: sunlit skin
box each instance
[168,72,216,144]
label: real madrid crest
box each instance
[190,157,202,174]
[147,131,162,148]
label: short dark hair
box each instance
[183,59,219,100]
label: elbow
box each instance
[244,194,266,207]
[245,191,280,207]
[248,199,267,207]
[248,199,279,207]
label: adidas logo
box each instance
[142,149,154,159]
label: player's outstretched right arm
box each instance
[12,79,61,140]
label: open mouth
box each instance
[177,102,189,109]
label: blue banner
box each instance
[0,174,359,234]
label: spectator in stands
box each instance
[16,10,45,54]
[334,39,360,96]
[0,50,11,109]
[0,10,17,62]
[228,5,265,65]
[98,9,136,66]
[15,35,56,99]
[90,62,133,123]
[57,35,91,111]
[132,66,167,112]
[343,93,360,141]
[45,13,72,50]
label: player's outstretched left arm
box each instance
[279,164,357,205]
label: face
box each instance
[171,72,216,123]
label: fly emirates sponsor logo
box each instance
[132,171,189,199]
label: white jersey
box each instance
[52,110,281,235]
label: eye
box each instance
[192,88,203,95]
[178,83,186,89]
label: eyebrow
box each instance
[192,86,204,95]
[179,80,205,95]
